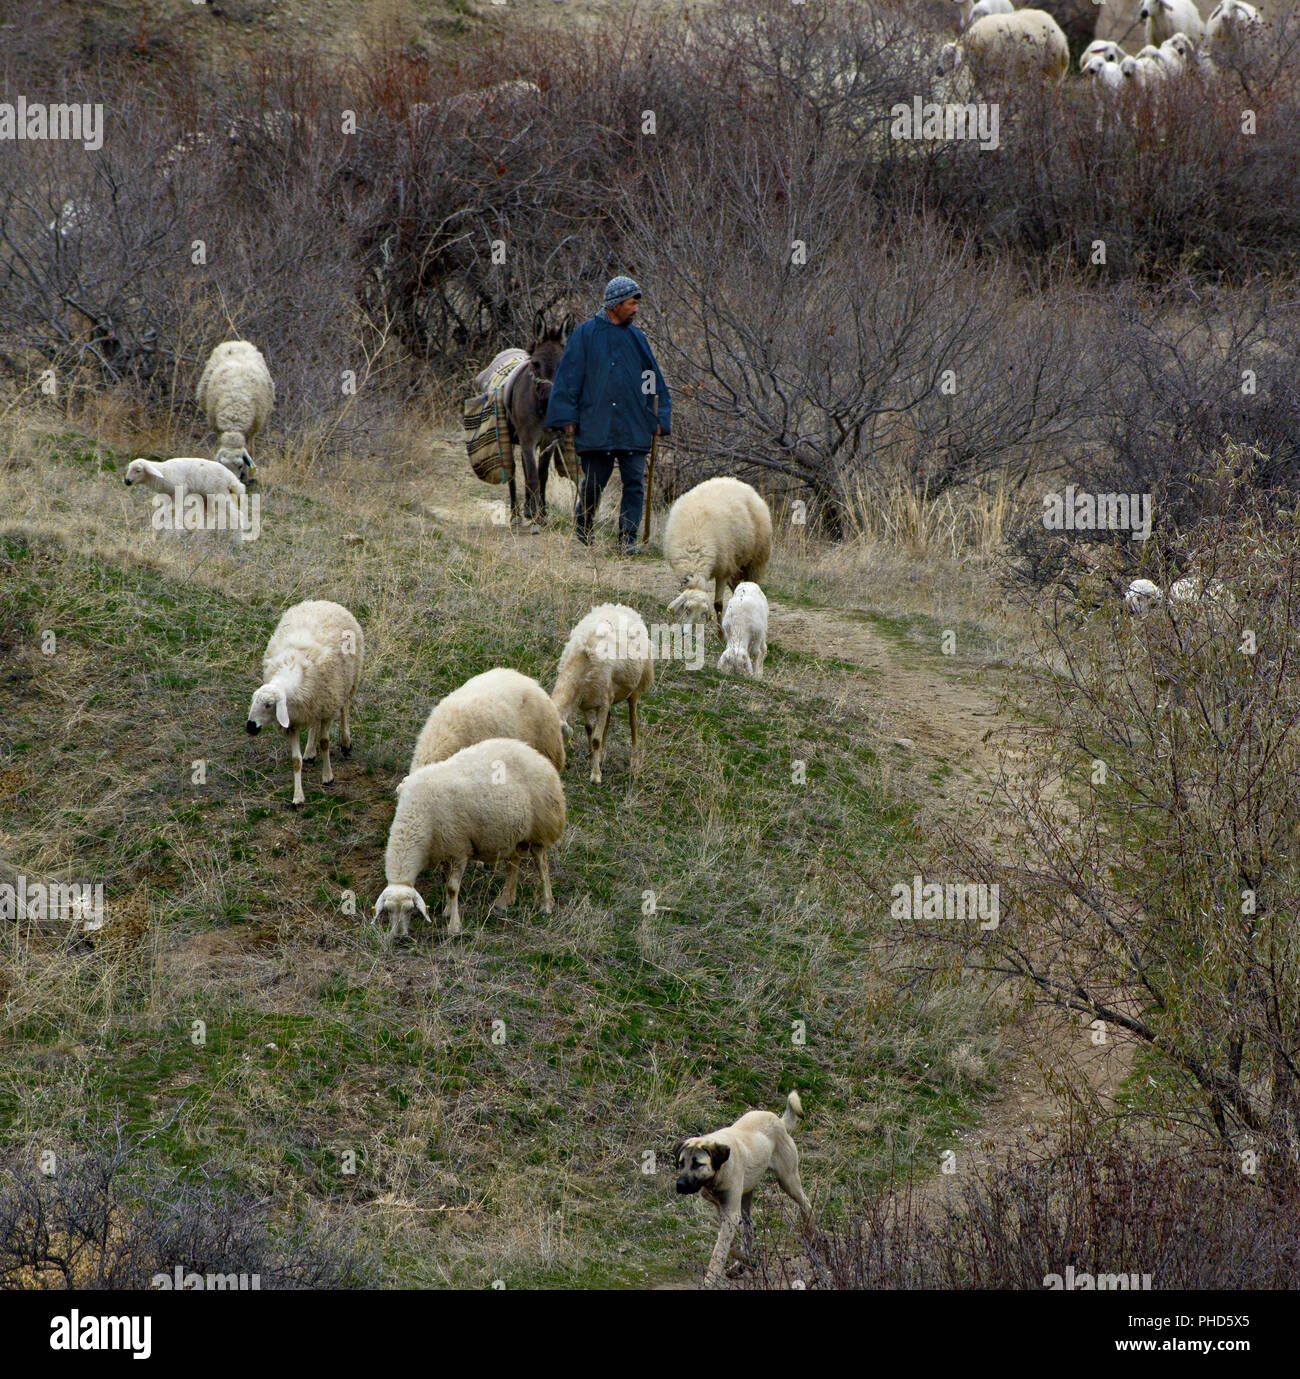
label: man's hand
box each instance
[565,425,575,435]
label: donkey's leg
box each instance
[537,443,552,525]
[508,468,519,525]
[521,435,541,530]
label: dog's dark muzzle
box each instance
[676,1176,702,1195]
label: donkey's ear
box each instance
[560,313,575,339]
[532,310,545,342]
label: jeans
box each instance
[573,449,646,548]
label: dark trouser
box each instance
[574,449,646,548]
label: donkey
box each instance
[477,312,575,532]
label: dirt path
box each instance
[406,432,1134,1205]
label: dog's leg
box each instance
[775,1160,814,1229]
[705,1200,742,1288]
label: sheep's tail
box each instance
[782,1091,803,1132]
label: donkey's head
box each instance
[526,311,575,421]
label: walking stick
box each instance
[641,393,659,546]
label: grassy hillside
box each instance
[0,419,1004,1286]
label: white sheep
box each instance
[1204,0,1263,63]
[196,341,274,483]
[718,582,770,679]
[400,667,566,791]
[1082,39,1128,66]
[1120,51,1165,87]
[123,457,247,544]
[663,477,773,624]
[246,601,364,808]
[1139,0,1205,47]
[551,604,654,785]
[373,737,566,940]
[936,10,1070,83]
[1124,576,1235,612]
[949,0,1016,29]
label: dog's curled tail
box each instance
[782,1091,803,1132]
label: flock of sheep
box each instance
[939,0,1266,91]
[112,349,776,940]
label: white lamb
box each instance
[400,667,566,791]
[1124,576,1234,612]
[937,10,1070,83]
[373,738,566,940]
[717,582,770,679]
[663,476,773,624]
[551,604,654,785]
[196,341,274,483]
[123,457,247,544]
[1139,0,1205,47]
[246,600,364,808]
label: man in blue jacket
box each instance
[544,276,672,551]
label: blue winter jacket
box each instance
[543,313,672,454]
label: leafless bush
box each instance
[938,468,1300,1161]
[0,1125,371,1289]
[736,1141,1300,1288]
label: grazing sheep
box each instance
[1124,578,1165,612]
[400,668,566,790]
[123,457,247,544]
[936,10,1070,83]
[246,601,364,808]
[718,582,770,679]
[373,738,566,939]
[551,604,654,785]
[196,341,274,483]
[1139,0,1205,47]
[664,477,773,624]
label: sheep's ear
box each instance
[413,892,430,921]
[274,692,291,729]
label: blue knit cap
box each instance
[603,275,641,310]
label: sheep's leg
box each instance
[589,704,611,784]
[318,718,334,785]
[494,854,521,911]
[304,723,319,763]
[339,700,352,756]
[288,729,305,808]
[535,848,554,914]
[713,578,725,622]
[443,858,466,936]
[628,694,639,748]
[754,641,766,679]
[582,712,594,754]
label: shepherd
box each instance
[544,276,672,552]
